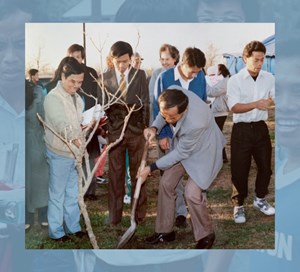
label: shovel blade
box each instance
[117,222,137,248]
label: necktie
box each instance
[119,73,127,98]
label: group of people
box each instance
[1,0,298,271]
[25,39,275,249]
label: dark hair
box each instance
[218,64,230,77]
[159,44,180,65]
[61,57,84,78]
[110,41,133,58]
[158,89,189,114]
[45,57,84,93]
[182,47,206,68]
[67,44,85,60]
[28,68,38,77]
[46,57,71,92]
[242,41,266,59]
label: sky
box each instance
[25,23,274,75]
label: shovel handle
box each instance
[133,140,149,199]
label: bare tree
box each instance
[26,45,51,76]
[37,40,143,247]
[205,43,221,70]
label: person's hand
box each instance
[256,97,274,110]
[159,137,170,150]
[137,166,151,185]
[143,127,156,142]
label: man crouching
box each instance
[138,87,225,249]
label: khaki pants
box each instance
[155,163,213,241]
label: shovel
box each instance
[117,140,149,248]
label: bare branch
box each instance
[36,113,79,157]
[134,30,141,53]
[83,104,136,194]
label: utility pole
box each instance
[83,22,86,64]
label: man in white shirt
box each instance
[227,40,275,224]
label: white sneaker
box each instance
[234,206,246,223]
[123,195,131,204]
[253,197,275,215]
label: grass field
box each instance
[26,110,275,250]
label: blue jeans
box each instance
[46,149,81,239]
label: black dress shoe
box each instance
[51,235,71,242]
[175,215,187,228]
[73,231,88,238]
[84,194,98,201]
[195,233,215,249]
[145,231,175,244]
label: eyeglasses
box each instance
[160,111,183,123]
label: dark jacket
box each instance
[80,64,99,111]
[99,67,149,141]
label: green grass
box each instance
[26,118,275,250]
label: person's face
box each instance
[276,56,300,151]
[160,51,176,69]
[244,51,265,76]
[112,53,131,74]
[61,73,84,95]
[196,0,245,22]
[70,51,83,64]
[0,10,30,82]
[32,72,39,82]
[159,104,184,125]
[181,63,202,80]
[131,56,142,69]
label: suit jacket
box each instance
[152,86,226,189]
[80,64,99,111]
[99,67,149,141]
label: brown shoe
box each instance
[195,233,215,249]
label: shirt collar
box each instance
[241,67,265,79]
[57,81,80,99]
[174,63,194,84]
[174,64,181,81]
[115,67,130,79]
[0,94,25,118]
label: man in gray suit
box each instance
[139,86,225,249]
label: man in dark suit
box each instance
[99,41,149,225]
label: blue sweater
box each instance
[153,67,207,139]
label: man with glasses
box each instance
[153,47,207,229]
[139,87,225,248]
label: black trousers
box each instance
[230,121,272,206]
[215,116,228,161]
